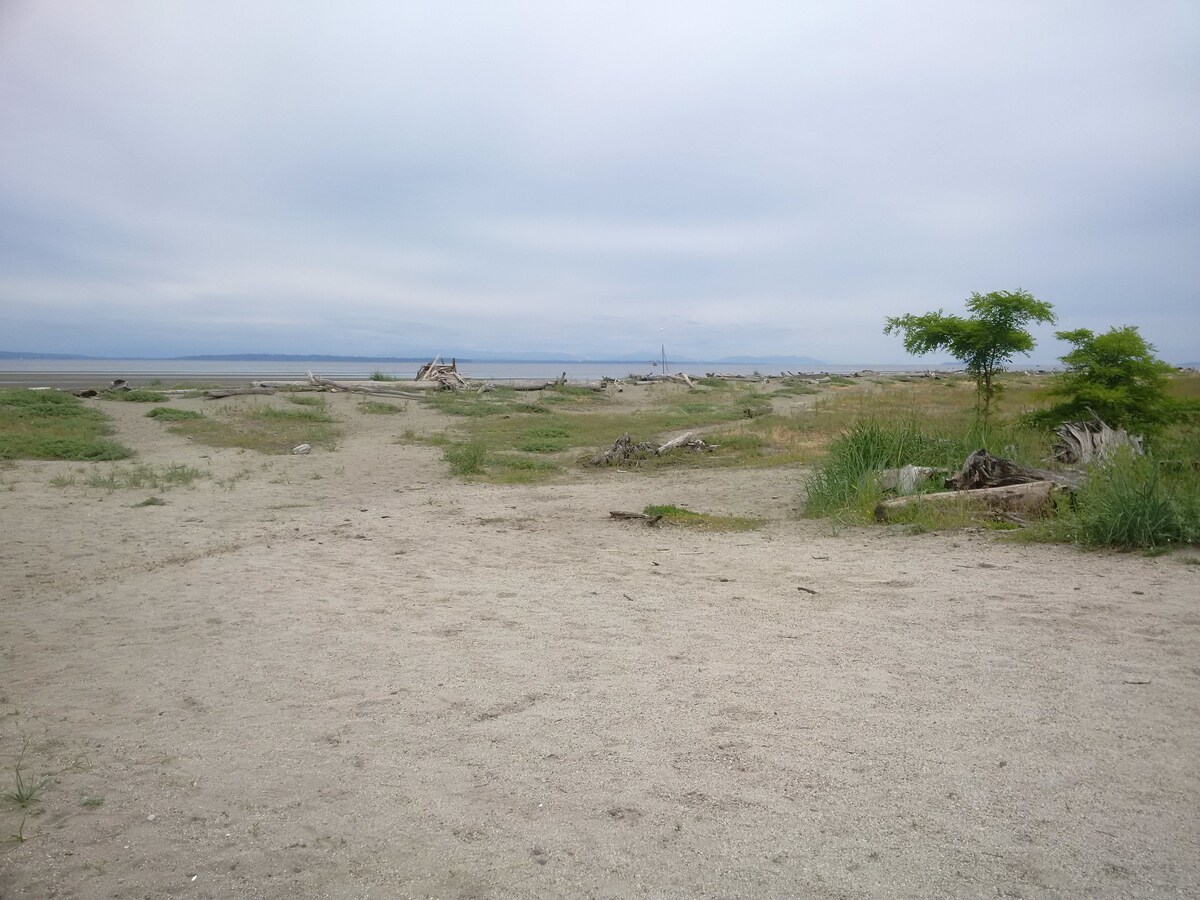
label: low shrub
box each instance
[1053,450,1200,549]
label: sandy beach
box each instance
[1,387,1198,899]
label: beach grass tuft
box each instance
[75,462,208,492]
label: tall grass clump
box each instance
[1053,449,1200,549]
[802,421,932,517]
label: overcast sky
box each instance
[2,2,1197,363]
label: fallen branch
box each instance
[609,511,663,524]
[204,387,277,399]
[655,432,713,455]
[306,373,427,399]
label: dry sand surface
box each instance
[1,389,1198,899]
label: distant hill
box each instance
[174,354,432,362]
[0,351,93,360]
[713,355,827,366]
[2,349,833,365]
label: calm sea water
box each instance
[0,359,962,388]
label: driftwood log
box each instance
[631,373,697,387]
[654,432,713,455]
[592,434,658,465]
[874,481,1059,523]
[877,465,945,494]
[1054,417,1143,464]
[306,373,427,399]
[946,449,1079,490]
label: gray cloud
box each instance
[2,1,1197,362]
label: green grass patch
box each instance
[357,400,406,415]
[146,407,204,421]
[643,504,763,531]
[164,402,339,454]
[443,441,487,476]
[423,388,545,417]
[518,424,572,452]
[369,370,401,381]
[441,441,564,483]
[133,496,168,507]
[539,384,610,406]
[488,453,563,484]
[286,394,328,408]
[0,389,133,461]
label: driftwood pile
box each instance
[291,359,607,395]
[629,372,697,387]
[415,357,468,389]
[873,416,1142,525]
[874,449,1080,524]
[945,449,1078,491]
[592,432,713,465]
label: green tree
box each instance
[1029,325,1183,434]
[884,289,1056,418]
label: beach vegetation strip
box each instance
[0,389,133,460]
[153,401,340,454]
[796,369,1200,548]
[427,380,819,481]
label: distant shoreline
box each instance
[0,360,1035,391]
